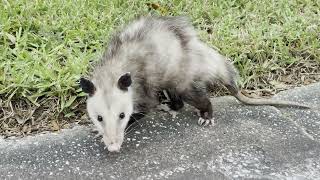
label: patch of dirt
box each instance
[0,97,90,138]
[210,60,320,98]
[243,60,320,97]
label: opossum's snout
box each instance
[108,144,121,152]
[81,73,134,153]
[106,142,121,152]
[102,134,124,152]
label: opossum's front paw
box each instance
[90,128,103,138]
[95,133,103,139]
[156,103,178,118]
[198,117,214,127]
[90,127,99,133]
[156,103,171,111]
[168,111,178,119]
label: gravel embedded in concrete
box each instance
[0,83,320,180]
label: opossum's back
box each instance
[124,16,197,44]
[99,16,200,90]
[126,17,197,83]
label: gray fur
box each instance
[82,15,311,151]
[91,15,310,114]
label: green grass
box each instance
[0,0,319,134]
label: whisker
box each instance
[133,111,155,119]
[125,120,138,132]
[125,123,140,136]
[125,122,142,136]
[124,114,146,136]
[124,109,164,136]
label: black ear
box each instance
[80,78,96,96]
[118,73,132,91]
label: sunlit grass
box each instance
[0,0,319,117]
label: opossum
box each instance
[79,16,310,152]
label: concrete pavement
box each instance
[0,83,320,180]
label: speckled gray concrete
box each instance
[1,83,320,180]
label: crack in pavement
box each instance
[270,106,319,144]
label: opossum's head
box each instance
[80,73,134,152]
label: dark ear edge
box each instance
[118,72,132,91]
[80,77,96,96]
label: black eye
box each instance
[97,115,103,122]
[119,112,125,119]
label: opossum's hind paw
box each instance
[198,117,214,127]
[195,109,201,117]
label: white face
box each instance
[86,87,134,152]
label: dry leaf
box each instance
[51,120,60,131]
[146,2,170,15]
[269,80,288,89]
[62,123,70,129]
[146,2,160,10]
[280,75,294,84]
[22,125,30,133]
[303,78,314,85]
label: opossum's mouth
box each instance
[107,144,121,152]
[102,136,123,152]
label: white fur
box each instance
[86,83,133,152]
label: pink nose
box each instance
[107,144,121,152]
